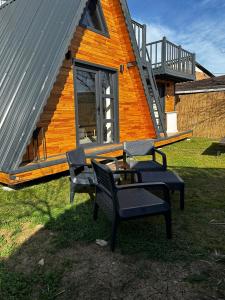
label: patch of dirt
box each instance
[2,227,225,300]
[0,229,13,244]
[6,226,55,274]
[55,244,225,300]
[16,223,44,245]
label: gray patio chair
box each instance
[123,140,167,171]
[66,148,119,204]
[92,159,172,251]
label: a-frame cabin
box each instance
[0,0,191,185]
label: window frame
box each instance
[80,0,110,38]
[73,60,119,148]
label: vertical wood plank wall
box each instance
[22,0,156,164]
[156,79,175,112]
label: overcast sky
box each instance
[128,0,225,75]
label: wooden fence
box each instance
[175,91,225,138]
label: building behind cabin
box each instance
[175,76,225,138]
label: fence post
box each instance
[192,53,196,77]
[162,37,167,71]
[142,24,147,64]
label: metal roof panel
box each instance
[0,0,88,171]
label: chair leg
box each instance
[93,202,99,221]
[180,186,185,210]
[89,191,95,201]
[70,184,76,204]
[164,211,172,239]
[111,219,118,252]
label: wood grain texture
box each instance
[1,131,192,185]
[0,172,12,185]
[22,0,156,165]
[155,131,193,147]
[156,79,175,112]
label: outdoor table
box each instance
[139,170,185,210]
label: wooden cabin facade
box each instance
[22,0,156,164]
[0,0,192,185]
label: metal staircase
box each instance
[145,58,167,135]
[132,20,167,137]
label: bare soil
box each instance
[3,226,225,300]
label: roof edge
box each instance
[176,87,225,95]
[9,0,88,171]
[196,61,215,78]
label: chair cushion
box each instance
[128,159,163,171]
[117,188,169,219]
[72,170,120,185]
[140,170,184,190]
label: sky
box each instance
[127,0,225,75]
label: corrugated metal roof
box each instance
[0,0,156,173]
[0,0,88,172]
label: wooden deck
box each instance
[0,130,192,186]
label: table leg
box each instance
[180,185,185,210]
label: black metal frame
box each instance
[73,61,119,148]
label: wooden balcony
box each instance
[132,20,196,81]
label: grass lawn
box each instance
[0,137,225,299]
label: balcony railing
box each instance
[132,20,195,80]
[146,37,195,77]
[132,20,147,61]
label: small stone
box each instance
[96,239,108,247]
[38,258,45,266]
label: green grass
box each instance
[0,137,225,299]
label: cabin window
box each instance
[80,0,108,36]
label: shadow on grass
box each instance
[0,167,225,299]
[202,142,225,156]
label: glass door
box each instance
[74,63,118,146]
[75,68,98,145]
[100,70,116,144]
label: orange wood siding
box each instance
[0,131,192,185]
[0,172,12,185]
[157,79,175,113]
[22,0,156,165]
